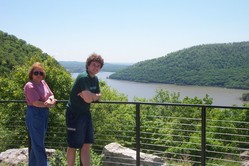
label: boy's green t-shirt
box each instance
[67,71,100,114]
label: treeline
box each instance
[0,30,59,76]
[59,61,131,73]
[110,42,249,90]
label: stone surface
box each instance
[102,142,167,166]
[241,151,249,166]
[0,148,55,165]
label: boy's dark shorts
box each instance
[66,108,94,148]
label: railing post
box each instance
[136,103,141,166]
[201,106,206,166]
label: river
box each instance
[72,72,249,106]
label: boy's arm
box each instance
[78,90,101,103]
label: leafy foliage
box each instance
[241,92,249,101]
[48,149,102,166]
[0,30,46,77]
[110,42,249,89]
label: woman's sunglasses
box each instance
[33,71,44,76]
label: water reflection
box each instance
[72,72,249,106]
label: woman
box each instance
[24,62,56,166]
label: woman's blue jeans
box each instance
[26,105,49,166]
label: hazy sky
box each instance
[1,0,249,63]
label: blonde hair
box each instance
[28,62,46,80]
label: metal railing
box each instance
[0,100,249,166]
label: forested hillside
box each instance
[0,30,54,76]
[0,30,73,100]
[110,42,249,89]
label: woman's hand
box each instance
[44,96,57,107]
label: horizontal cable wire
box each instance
[1,100,249,166]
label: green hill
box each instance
[0,30,72,100]
[0,30,50,76]
[110,42,249,89]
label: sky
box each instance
[1,0,249,63]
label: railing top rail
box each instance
[0,100,249,110]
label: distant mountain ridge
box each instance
[59,61,131,73]
[110,41,249,89]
